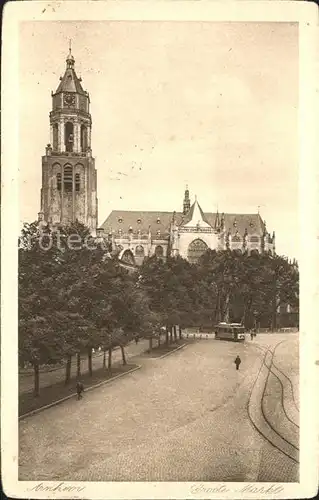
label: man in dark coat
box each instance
[234,355,241,370]
[76,381,84,400]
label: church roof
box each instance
[206,213,266,236]
[101,209,266,238]
[182,199,211,228]
[101,210,179,238]
[54,49,87,95]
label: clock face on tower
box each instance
[63,93,76,107]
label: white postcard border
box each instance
[1,1,318,499]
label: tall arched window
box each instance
[53,123,58,151]
[75,173,80,192]
[135,245,145,257]
[155,245,164,257]
[122,250,135,266]
[233,248,242,256]
[57,172,62,191]
[63,166,73,192]
[250,249,260,256]
[187,239,208,264]
[65,122,74,152]
[80,125,88,152]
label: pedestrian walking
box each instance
[250,332,254,340]
[234,355,241,371]
[76,380,84,400]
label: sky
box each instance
[19,21,298,259]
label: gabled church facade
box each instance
[39,50,276,266]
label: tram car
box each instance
[214,322,246,342]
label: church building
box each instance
[100,186,275,266]
[39,50,276,265]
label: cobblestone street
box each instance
[19,333,299,482]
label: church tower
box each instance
[40,46,98,234]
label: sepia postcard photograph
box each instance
[1,1,318,499]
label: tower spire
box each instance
[183,185,191,215]
[214,206,220,230]
[66,40,75,69]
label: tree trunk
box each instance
[169,326,173,343]
[242,297,252,327]
[88,347,93,376]
[165,327,169,345]
[120,345,127,365]
[149,337,153,352]
[179,326,182,339]
[108,347,112,372]
[65,355,72,385]
[272,311,277,332]
[76,352,81,377]
[103,349,106,369]
[33,362,40,397]
[215,292,220,323]
[241,305,247,326]
[223,293,230,322]
[158,335,161,347]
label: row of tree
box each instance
[19,220,299,396]
[139,247,299,331]
[19,221,158,395]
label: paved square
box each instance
[19,334,299,482]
